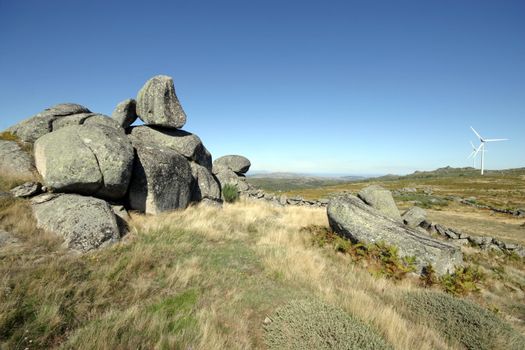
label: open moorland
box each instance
[248,167,525,246]
[1,168,524,349]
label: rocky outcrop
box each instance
[327,195,462,275]
[129,126,209,166]
[136,75,186,128]
[212,155,251,195]
[51,113,122,131]
[402,206,426,228]
[111,99,138,128]
[34,124,134,200]
[31,193,120,252]
[128,137,193,214]
[0,140,35,177]
[7,103,91,142]
[358,185,401,221]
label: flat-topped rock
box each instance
[327,195,462,275]
[129,125,209,166]
[34,124,134,200]
[212,155,251,174]
[136,75,186,128]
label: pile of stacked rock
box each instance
[0,75,249,252]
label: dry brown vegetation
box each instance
[1,194,524,349]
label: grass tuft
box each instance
[222,183,240,203]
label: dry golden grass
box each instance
[1,197,523,349]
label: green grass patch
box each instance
[223,183,240,203]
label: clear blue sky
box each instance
[1,0,524,175]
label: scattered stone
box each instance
[7,103,91,142]
[190,162,221,203]
[327,195,462,275]
[10,182,42,198]
[434,224,447,237]
[357,185,401,221]
[31,193,120,252]
[111,99,138,128]
[0,140,35,177]
[444,229,458,240]
[402,206,427,228]
[128,138,193,214]
[263,317,272,325]
[455,239,470,246]
[213,155,251,174]
[136,75,186,128]
[34,124,134,200]
[279,195,288,206]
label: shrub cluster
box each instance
[264,299,391,350]
[402,290,525,350]
[306,225,416,280]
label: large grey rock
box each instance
[0,140,35,177]
[128,137,193,214]
[136,75,186,128]
[327,195,462,275]
[358,185,401,220]
[212,155,251,174]
[190,162,221,203]
[31,193,120,252]
[51,113,122,132]
[7,103,91,142]
[111,99,138,128]
[402,206,427,228]
[34,124,134,200]
[215,168,250,192]
[10,182,42,198]
[129,126,209,166]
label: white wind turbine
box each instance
[467,141,479,168]
[470,126,508,175]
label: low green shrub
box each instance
[402,290,525,350]
[222,183,239,203]
[439,265,485,295]
[264,299,391,350]
[306,225,416,280]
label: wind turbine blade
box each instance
[470,141,476,149]
[470,126,483,141]
[484,138,508,142]
[473,143,483,157]
[467,151,475,159]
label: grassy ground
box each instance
[1,194,524,349]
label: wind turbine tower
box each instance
[470,127,508,175]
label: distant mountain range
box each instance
[247,172,370,181]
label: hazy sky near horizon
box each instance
[1,0,524,175]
